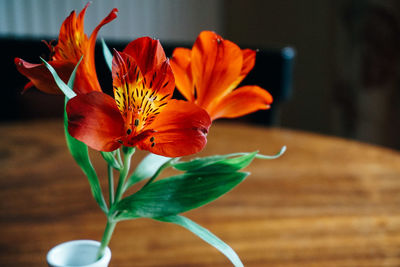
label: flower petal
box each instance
[136,100,211,157]
[112,50,174,132]
[240,49,256,78]
[14,58,74,94]
[207,85,273,120]
[67,91,125,152]
[170,47,195,102]
[191,31,243,109]
[78,7,118,93]
[123,37,167,76]
[54,5,88,62]
[142,59,175,102]
[53,3,118,94]
[229,48,256,90]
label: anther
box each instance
[151,142,155,147]
[134,119,139,126]
[150,137,155,142]
[127,129,132,135]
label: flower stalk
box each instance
[107,164,114,206]
[97,219,117,259]
[97,146,135,259]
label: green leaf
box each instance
[173,154,234,171]
[173,152,257,173]
[113,171,248,220]
[123,153,173,190]
[185,152,257,174]
[67,56,83,89]
[156,215,243,267]
[101,38,113,72]
[40,57,76,99]
[173,147,286,172]
[254,145,286,159]
[64,97,108,213]
[101,151,121,171]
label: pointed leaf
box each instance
[124,153,174,190]
[173,154,234,171]
[185,152,257,174]
[101,151,122,171]
[41,57,76,99]
[173,152,256,173]
[254,146,287,159]
[67,56,83,89]
[64,97,108,213]
[101,38,113,72]
[173,147,286,171]
[113,171,248,219]
[156,215,243,267]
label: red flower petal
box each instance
[207,85,273,120]
[14,58,74,94]
[54,5,88,62]
[240,49,256,78]
[123,37,167,76]
[67,91,125,151]
[228,48,256,90]
[142,59,175,102]
[191,31,243,109]
[170,47,195,102]
[53,3,118,94]
[136,100,211,157]
[112,50,174,133]
[77,7,118,93]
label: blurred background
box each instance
[2,0,400,149]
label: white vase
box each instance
[47,240,111,267]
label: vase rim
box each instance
[47,239,111,267]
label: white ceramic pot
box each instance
[47,240,111,267]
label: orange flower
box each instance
[67,37,211,157]
[170,31,273,121]
[14,2,118,94]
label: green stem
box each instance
[98,147,135,259]
[97,219,117,260]
[114,148,134,202]
[108,164,114,206]
[116,149,123,169]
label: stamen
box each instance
[151,142,155,147]
[127,129,132,135]
[150,137,155,142]
[134,119,139,126]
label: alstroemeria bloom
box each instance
[170,31,273,121]
[66,37,211,157]
[15,3,118,94]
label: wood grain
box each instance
[1,120,400,266]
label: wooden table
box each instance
[1,120,400,266]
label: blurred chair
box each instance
[239,46,295,126]
[1,38,295,126]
